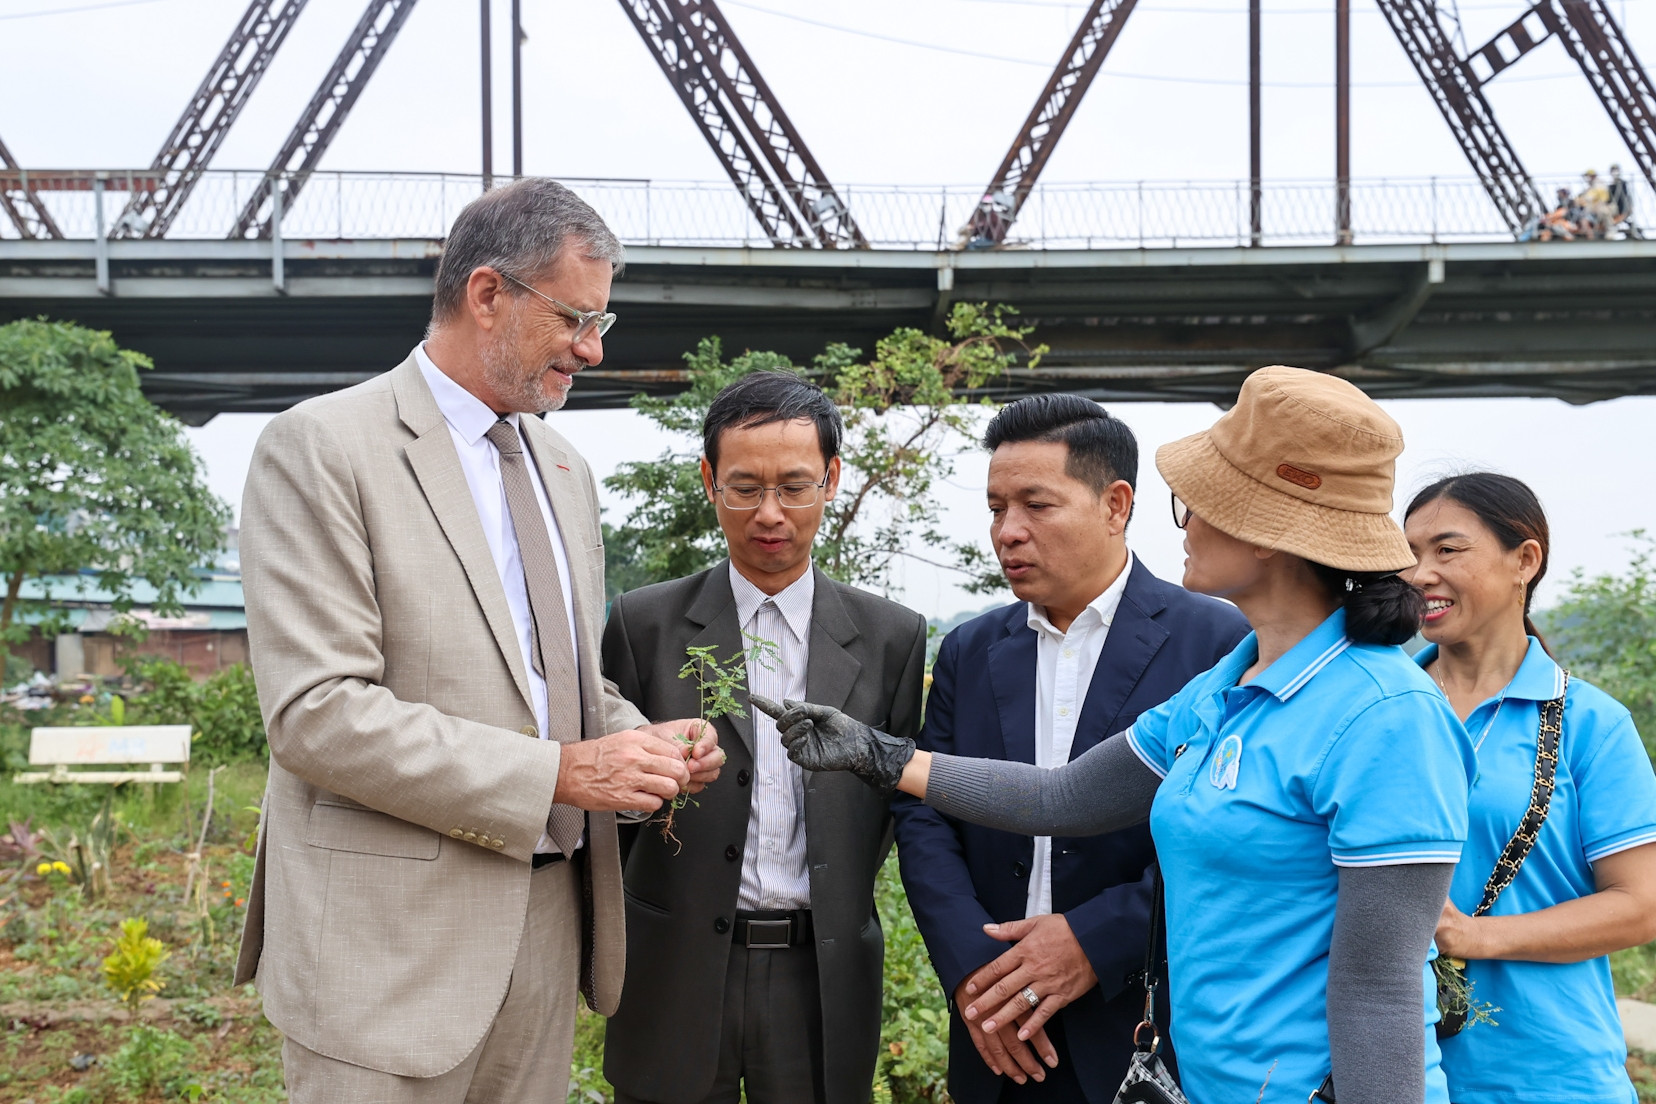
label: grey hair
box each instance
[429,178,624,326]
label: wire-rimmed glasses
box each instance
[711,471,831,510]
[498,271,617,343]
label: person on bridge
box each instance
[1607,164,1634,238]
[235,177,720,1104]
[1403,473,1656,1104]
[756,366,1478,1104]
[886,394,1246,1104]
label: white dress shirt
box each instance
[731,563,813,911]
[1024,552,1134,918]
[416,345,579,854]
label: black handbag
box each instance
[1112,867,1189,1104]
[1434,672,1568,1040]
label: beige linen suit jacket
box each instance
[233,353,647,1079]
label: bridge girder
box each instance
[617,0,864,249]
[115,0,310,239]
[4,239,1653,419]
[229,0,422,239]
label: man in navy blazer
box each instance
[893,395,1248,1104]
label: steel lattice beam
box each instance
[970,0,1140,246]
[1374,0,1542,233]
[229,0,420,239]
[0,135,61,240]
[115,0,309,239]
[1542,0,1656,191]
[617,0,864,248]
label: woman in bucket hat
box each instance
[755,366,1477,1104]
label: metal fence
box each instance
[2,169,1647,248]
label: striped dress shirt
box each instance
[730,563,814,911]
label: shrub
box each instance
[876,855,953,1102]
[123,656,267,765]
[102,917,169,1010]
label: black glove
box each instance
[750,694,915,797]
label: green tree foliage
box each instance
[0,318,231,640]
[1545,531,1656,757]
[123,656,268,765]
[604,303,1040,595]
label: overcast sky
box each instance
[4,0,1654,617]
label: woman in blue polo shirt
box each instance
[756,366,1477,1104]
[1403,472,1656,1104]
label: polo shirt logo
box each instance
[1210,733,1243,790]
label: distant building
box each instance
[5,561,246,682]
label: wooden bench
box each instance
[13,725,192,785]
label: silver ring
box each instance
[1019,986,1040,1009]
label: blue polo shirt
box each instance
[1125,609,1474,1104]
[1418,639,1656,1104]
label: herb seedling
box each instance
[1434,955,1501,1032]
[659,633,779,850]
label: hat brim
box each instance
[1156,430,1415,574]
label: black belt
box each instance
[733,909,813,949]
[531,852,568,869]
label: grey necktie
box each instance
[485,419,586,856]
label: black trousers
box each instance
[615,940,827,1104]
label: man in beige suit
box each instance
[235,178,719,1103]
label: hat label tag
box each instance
[1276,463,1323,490]
[1209,732,1243,790]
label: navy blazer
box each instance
[893,557,1249,1104]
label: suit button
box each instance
[737,770,751,786]
[464,832,478,842]
[725,845,739,862]
[520,725,538,737]
[491,838,504,848]
[1012,861,1028,879]
[714,917,730,934]
[449,828,464,839]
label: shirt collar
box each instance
[729,561,815,646]
[1026,552,1135,640]
[1414,636,1564,703]
[415,342,518,447]
[1247,607,1353,702]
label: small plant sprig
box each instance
[1434,954,1501,1032]
[658,633,779,850]
[102,916,169,1012]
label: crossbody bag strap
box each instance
[1473,670,1569,917]
[1133,864,1166,1054]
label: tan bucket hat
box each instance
[1155,366,1414,573]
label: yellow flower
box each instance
[53,861,71,875]
[36,861,51,876]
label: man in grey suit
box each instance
[600,371,929,1104]
[236,178,718,1103]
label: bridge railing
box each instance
[1,169,1646,248]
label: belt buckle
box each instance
[744,918,793,949]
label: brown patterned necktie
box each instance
[485,419,586,855]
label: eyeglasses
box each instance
[498,271,617,343]
[711,471,831,511]
[1171,493,1193,529]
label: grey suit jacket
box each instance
[233,353,647,1078]
[600,562,927,1104]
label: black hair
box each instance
[702,371,843,476]
[1405,472,1552,652]
[981,394,1138,497]
[1306,563,1426,646]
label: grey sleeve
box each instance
[923,731,1161,837]
[1326,863,1455,1104]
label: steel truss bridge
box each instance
[3,0,1656,417]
